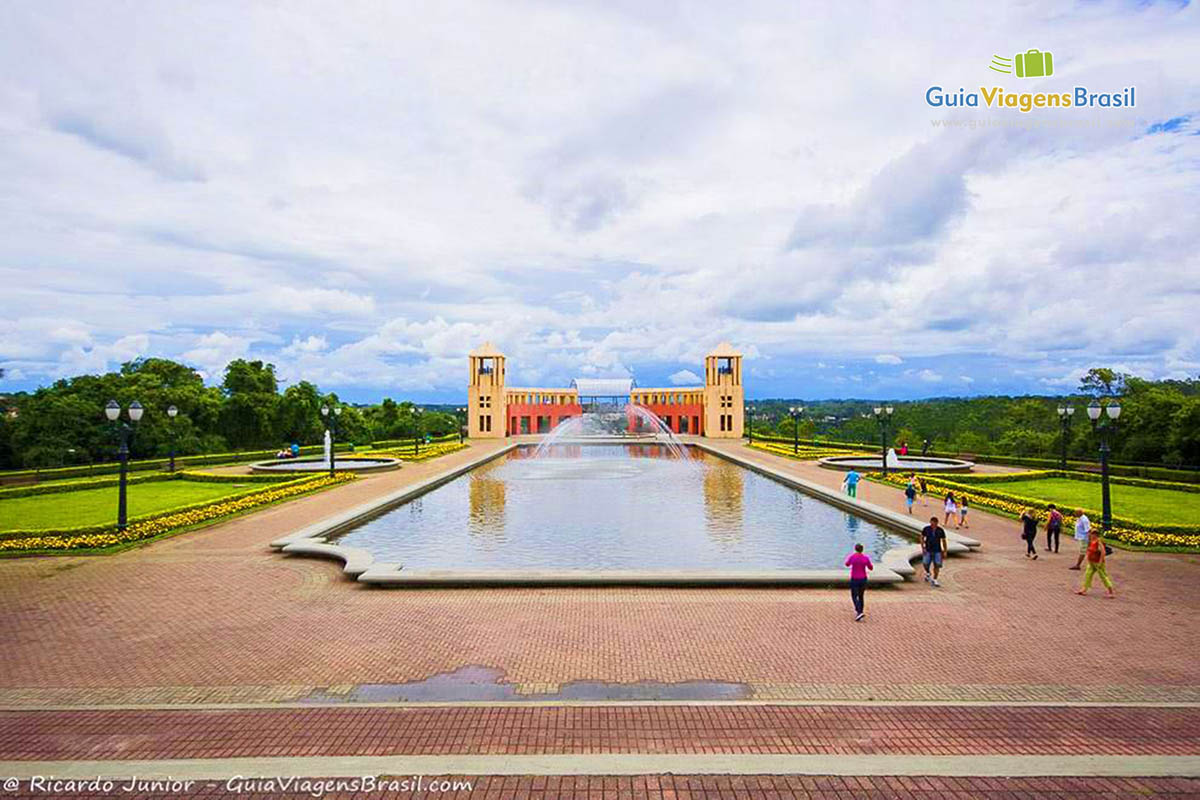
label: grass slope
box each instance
[0,481,261,530]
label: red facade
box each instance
[506,403,583,436]
[638,403,704,436]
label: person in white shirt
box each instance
[1070,509,1090,571]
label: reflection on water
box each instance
[334,445,901,571]
[703,461,744,545]
[468,474,506,542]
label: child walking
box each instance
[844,543,873,621]
[943,492,958,528]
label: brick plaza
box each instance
[2,441,1198,797]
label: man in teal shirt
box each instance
[843,469,861,498]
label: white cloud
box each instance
[181,332,253,379]
[917,369,942,383]
[0,2,1196,398]
[669,369,701,385]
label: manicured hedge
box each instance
[0,472,356,551]
[948,469,1200,494]
[0,444,355,485]
[748,434,866,452]
[748,433,1200,483]
[369,433,460,450]
[877,471,1200,548]
[0,471,178,499]
[748,441,873,461]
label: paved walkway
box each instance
[2,439,1198,796]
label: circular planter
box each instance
[249,457,401,475]
[816,455,975,473]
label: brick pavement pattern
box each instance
[2,440,1196,701]
[3,705,1199,759]
[7,775,1200,799]
[3,440,1199,794]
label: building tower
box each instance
[703,342,743,439]
[468,342,507,439]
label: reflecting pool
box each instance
[332,445,902,571]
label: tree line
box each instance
[2,361,1197,471]
[753,368,1200,467]
[0,358,459,470]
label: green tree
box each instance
[1078,368,1128,397]
[274,382,324,444]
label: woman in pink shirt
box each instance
[845,543,874,621]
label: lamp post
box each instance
[788,406,804,455]
[1086,398,1121,532]
[321,404,342,477]
[457,407,467,444]
[1056,404,1075,471]
[166,405,178,473]
[873,405,894,476]
[104,399,143,530]
[414,407,424,456]
[745,403,754,444]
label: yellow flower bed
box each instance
[0,472,355,553]
[877,472,1200,551]
[749,441,872,461]
[369,441,468,462]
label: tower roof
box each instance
[469,341,505,357]
[707,341,741,357]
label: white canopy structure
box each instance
[570,377,635,403]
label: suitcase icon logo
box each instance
[989,50,1054,78]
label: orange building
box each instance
[467,342,744,439]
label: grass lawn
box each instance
[0,481,263,530]
[986,478,1200,526]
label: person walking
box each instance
[958,495,970,529]
[1020,508,1039,560]
[921,516,947,586]
[904,475,917,514]
[1075,528,1116,598]
[918,475,928,506]
[845,543,873,621]
[1045,504,1063,553]
[921,439,930,456]
[842,468,861,498]
[1070,509,1091,571]
[943,492,958,528]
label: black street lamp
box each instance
[104,399,143,530]
[414,407,424,456]
[788,406,804,455]
[321,403,342,477]
[166,405,178,473]
[873,405,894,476]
[745,403,754,444]
[1056,404,1075,471]
[456,406,467,444]
[1086,398,1121,532]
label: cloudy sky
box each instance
[1,1,1197,402]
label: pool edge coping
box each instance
[271,441,981,586]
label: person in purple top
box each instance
[844,543,874,621]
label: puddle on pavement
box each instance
[299,665,749,703]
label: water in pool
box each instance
[332,444,902,571]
